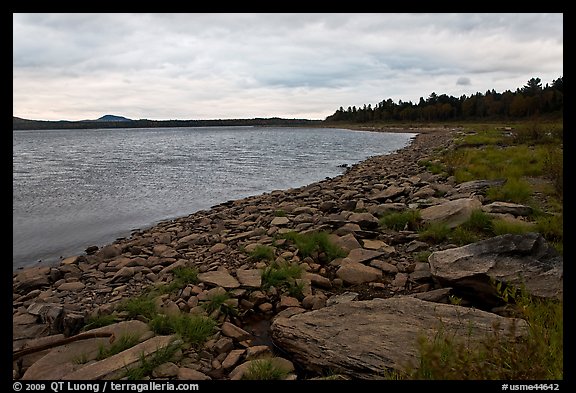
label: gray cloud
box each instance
[13,13,563,121]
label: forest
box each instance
[13,76,563,130]
[324,77,563,123]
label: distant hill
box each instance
[12,116,322,130]
[94,115,132,122]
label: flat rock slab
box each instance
[63,335,179,380]
[21,320,154,380]
[236,269,262,288]
[271,297,527,379]
[198,271,240,288]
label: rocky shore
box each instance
[12,127,563,380]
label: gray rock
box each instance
[420,197,482,228]
[271,297,527,379]
[236,269,262,288]
[482,201,533,216]
[336,262,382,285]
[429,232,563,305]
[177,368,212,380]
[198,271,240,289]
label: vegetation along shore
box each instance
[13,119,563,381]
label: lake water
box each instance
[13,126,416,271]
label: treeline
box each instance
[324,77,563,123]
[12,117,322,131]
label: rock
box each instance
[177,368,212,380]
[348,212,379,230]
[209,243,227,253]
[420,197,482,228]
[331,233,362,252]
[56,281,85,291]
[336,262,382,285]
[325,291,358,306]
[13,266,52,293]
[370,186,406,202]
[221,349,245,369]
[198,271,240,289]
[429,232,563,306]
[271,217,290,226]
[271,297,527,379]
[110,267,135,283]
[449,179,506,197]
[229,357,295,380]
[482,201,533,216]
[221,322,251,342]
[236,269,262,288]
[26,303,64,334]
[303,272,332,288]
[345,248,384,264]
[61,336,181,380]
[152,362,179,378]
[96,244,122,260]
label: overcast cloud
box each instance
[13,13,563,121]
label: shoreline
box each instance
[13,126,426,272]
[14,126,470,380]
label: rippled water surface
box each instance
[13,126,416,270]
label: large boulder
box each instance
[271,297,527,379]
[429,232,563,307]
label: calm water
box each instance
[13,126,415,270]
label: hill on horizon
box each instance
[94,114,132,122]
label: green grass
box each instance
[535,214,563,254]
[118,295,157,320]
[397,289,563,380]
[249,245,276,261]
[82,314,119,331]
[379,209,421,231]
[486,178,532,204]
[281,231,346,261]
[117,267,199,319]
[241,359,290,380]
[261,261,304,290]
[202,291,237,317]
[417,159,445,175]
[148,314,216,347]
[415,251,432,263]
[124,340,182,380]
[394,122,563,380]
[419,222,451,243]
[154,266,199,294]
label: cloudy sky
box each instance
[13,13,563,121]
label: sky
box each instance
[13,13,563,121]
